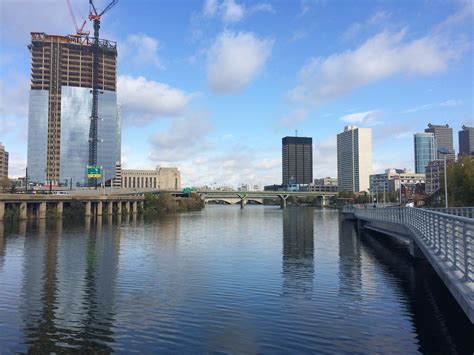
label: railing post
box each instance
[462,223,470,281]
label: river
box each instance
[0,206,472,353]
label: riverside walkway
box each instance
[342,205,474,323]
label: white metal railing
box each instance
[342,205,474,282]
[423,207,474,219]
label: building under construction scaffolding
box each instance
[27,32,120,186]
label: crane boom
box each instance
[66,0,89,36]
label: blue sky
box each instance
[0,0,472,186]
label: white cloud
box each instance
[207,31,273,93]
[340,110,379,125]
[221,0,245,23]
[6,152,27,178]
[148,113,213,162]
[402,99,463,113]
[290,30,307,42]
[0,76,29,118]
[249,3,274,14]
[288,29,466,104]
[122,34,163,69]
[277,108,308,129]
[117,75,192,125]
[203,0,218,17]
[314,136,337,178]
[201,0,273,23]
[0,0,73,43]
[343,10,391,41]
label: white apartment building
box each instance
[337,125,372,192]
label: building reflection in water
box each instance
[20,216,121,352]
[338,218,362,300]
[281,207,314,298]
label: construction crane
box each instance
[66,0,89,36]
[87,0,118,187]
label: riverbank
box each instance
[143,192,204,215]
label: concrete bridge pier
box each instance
[117,201,122,214]
[107,201,113,215]
[409,239,424,259]
[85,202,92,217]
[124,201,131,214]
[57,202,63,218]
[19,202,27,220]
[237,194,247,209]
[96,202,103,217]
[132,201,138,214]
[37,202,46,219]
[278,194,289,208]
[0,202,3,222]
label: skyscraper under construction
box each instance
[27,32,120,186]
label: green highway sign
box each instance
[87,165,102,178]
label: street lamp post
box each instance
[438,148,449,208]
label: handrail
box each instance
[343,205,473,282]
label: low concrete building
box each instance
[0,143,8,178]
[370,168,425,195]
[314,177,338,186]
[305,184,338,193]
[121,166,181,190]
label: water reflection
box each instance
[282,207,314,297]
[0,207,471,353]
[356,228,474,355]
[338,219,362,299]
[18,217,122,352]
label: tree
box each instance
[441,157,474,207]
[0,177,12,193]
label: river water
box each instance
[0,206,472,353]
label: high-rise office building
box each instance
[414,132,437,173]
[0,143,8,178]
[337,125,372,192]
[425,123,454,161]
[282,136,313,185]
[27,32,120,186]
[459,125,474,156]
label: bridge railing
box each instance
[344,206,473,282]
[423,207,474,219]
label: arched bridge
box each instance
[342,205,474,323]
[199,190,337,208]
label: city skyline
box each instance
[1,0,473,186]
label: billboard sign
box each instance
[87,165,102,178]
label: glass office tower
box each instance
[414,133,437,174]
[27,33,120,186]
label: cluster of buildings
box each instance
[265,123,473,202]
[3,30,473,196]
[7,32,181,191]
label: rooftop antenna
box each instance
[295,129,298,137]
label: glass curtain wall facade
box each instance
[414,133,437,174]
[60,87,118,186]
[27,90,49,183]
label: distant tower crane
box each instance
[66,0,89,36]
[87,0,118,187]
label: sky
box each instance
[0,0,473,187]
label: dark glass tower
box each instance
[425,123,454,161]
[282,136,313,185]
[458,125,474,156]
